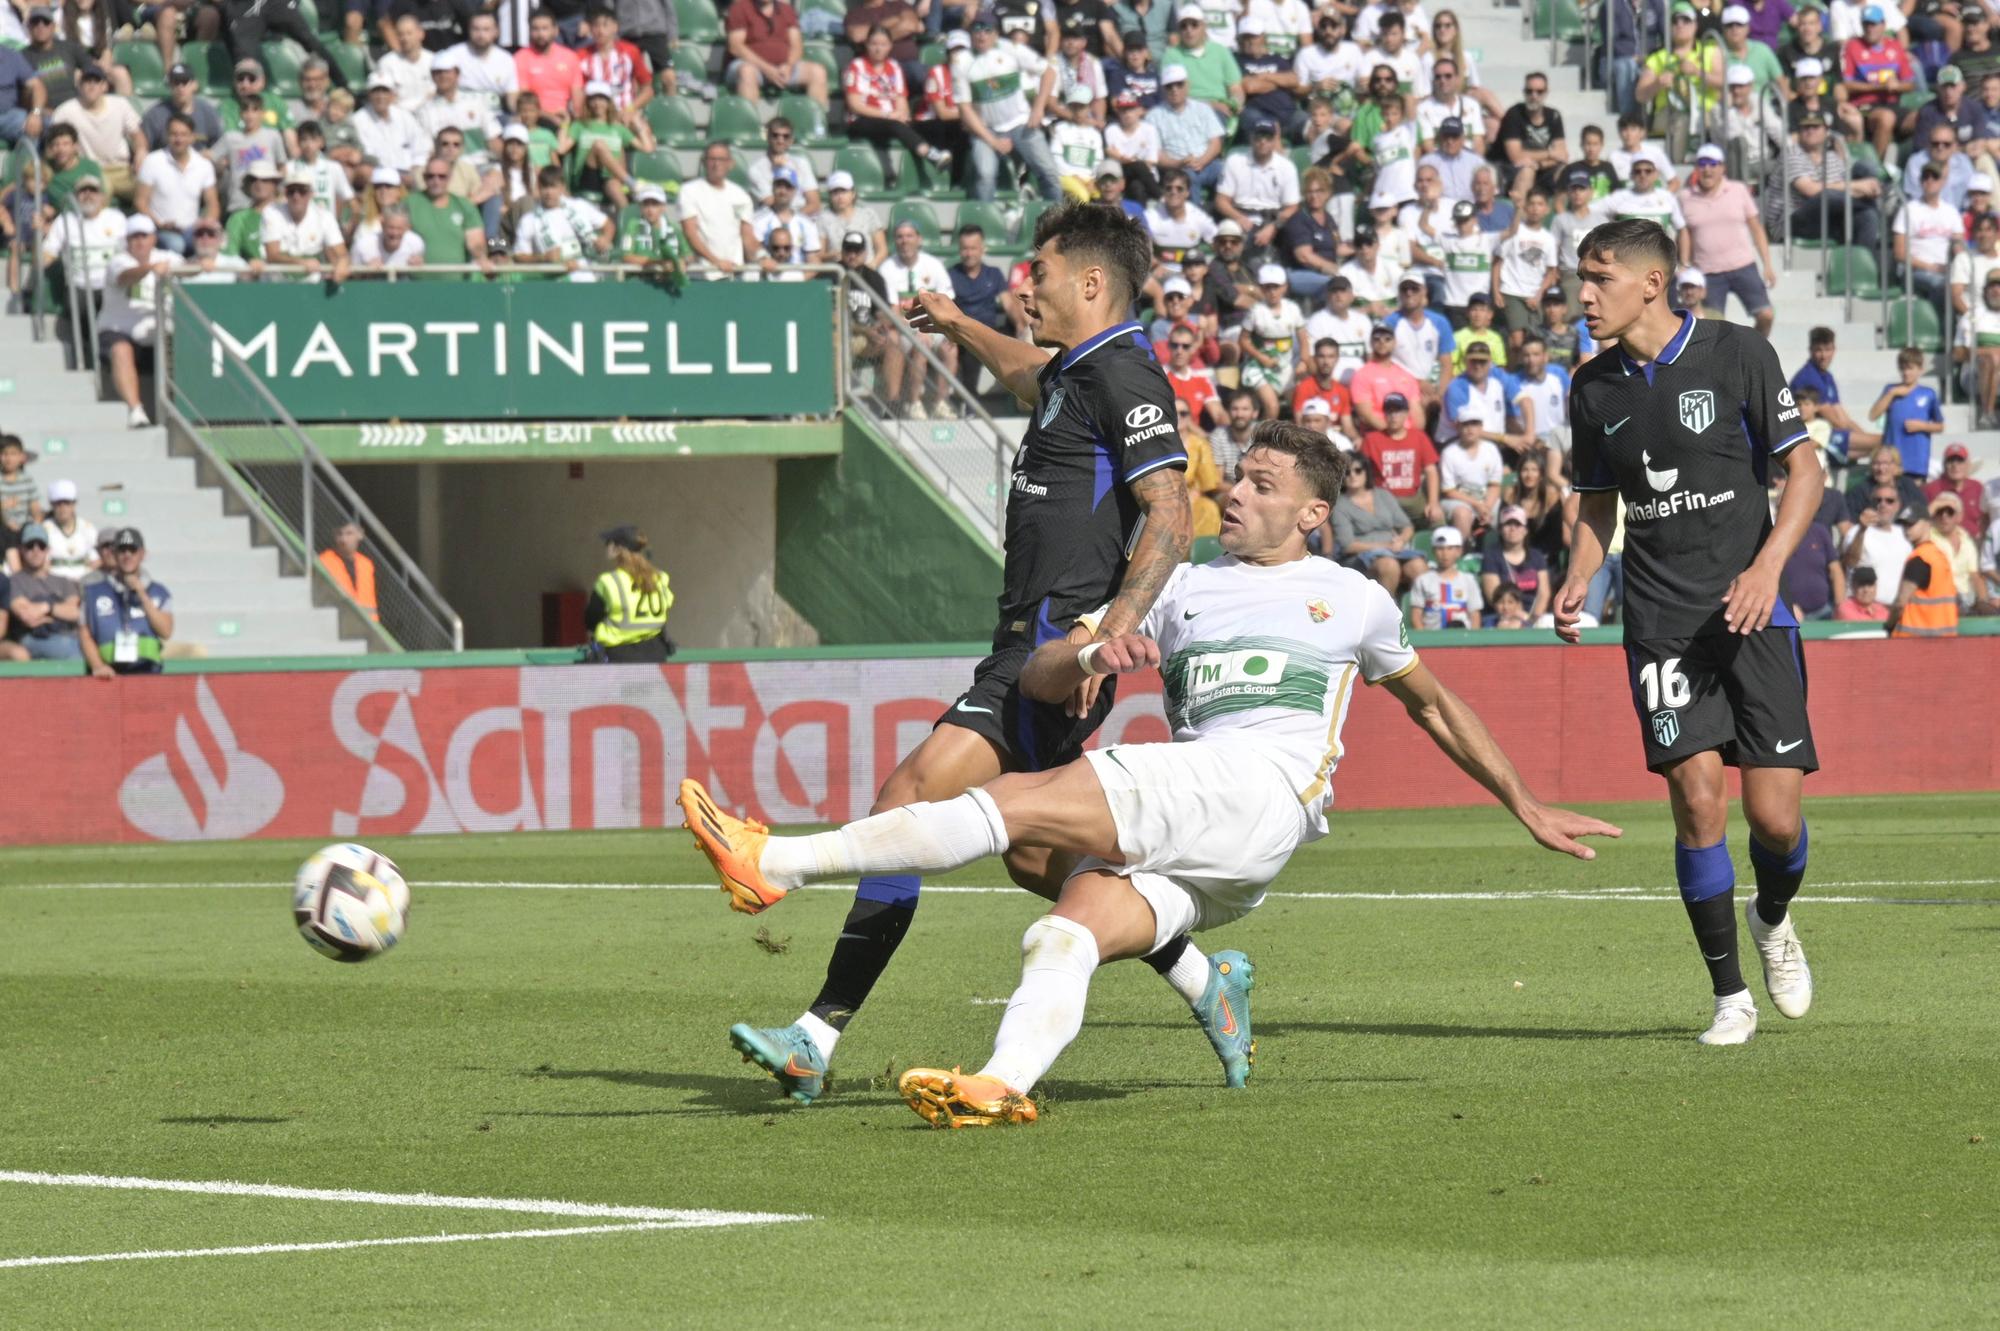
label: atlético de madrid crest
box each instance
[1678,390,1714,434]
[1652,709,1681,747]
[1040,384,1067,428]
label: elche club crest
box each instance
[1678,389,1714,434]
[1306,597,1333,623]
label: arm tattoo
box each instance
[1097,468,1193,640]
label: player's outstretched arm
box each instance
[904,289,1053,407]
[1095,469,1194,640]
[1551,490,1617,645]
[1383,661,1622,860]
[1020,632,1162,703]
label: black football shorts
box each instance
[938,644,1118,773]
[1623,627,1819,773]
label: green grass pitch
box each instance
[2,792,1996,1328]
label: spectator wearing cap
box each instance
[837,227,904,383]
[1416,115,1481,202]
[1105,29,1162,108]
[1717,64,1785,176]
[79,527,172,676]
[1479,503,1551,623]
[616,181,686,282]
[264,165,350,283]
[223,160,280,261]
[418,58,506,168]
[355,74,428,180]
[1439,331,1526,446]
[1832,564,1889,620]
[1237,261,1306,418]
[1954,272,2000,428]
[1161,5,1244,123]
[823,170,888,264]
[1841,5,1914,160]
[1355,303,1431,423]
[1048,85,1108,196]
[19,6,84,112]
[1147,70,1226,201]
[564,80,652,209]
[748,117,824,212]
[141,62,223,153]
[915,31,967,138]
[1430,198,1494,328]
[379,14,438,112]
[1924,489,1993,612]
[1085,160,1139,219]
[752,167,823,261]
[38,172,124,311]
[1052,13,1110,123]
[132,113,220,256]
[1904,113,1976,209]
[1925,443,1988,540]
[577,8,659,118]
[1962,174,1997,240]
[1639,5,1725,125]
[952,16,1064,199]
[1214,116,1299,250]
[1332,452,1426,593]
[1234,18,1302,142]
[1676,143,1777,336]
[1885,511,1960,637]
[319,519,379,623]
[1717,6,1783,96]
[1359,389,1440,522]
[1893,162,1958,314]
[1410,524,1482,629]
[1104,93,1162,195]
[1914,63,1975,155]
[1304,275,1373,375]
[101,215,175,428]
[221,60,296,143]
[7,523,83,660]
[50,62,146,203]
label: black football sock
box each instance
[1143,934,1192,977]
[806,877,918,1031]
[1676,839,1747,998]
[1749,820,1809,926]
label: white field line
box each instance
[0,1221,707,1270]
[0,1170,808,1226]
[9,879,2000,905]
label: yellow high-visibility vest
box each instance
[592,567,672,647]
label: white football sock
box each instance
[1158,940,1211,1009]
[979,915,1101,1094]
[759,789,1010,891]
[795,1012,840,1061]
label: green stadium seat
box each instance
[180,40,232,94]
[1823,246,1888,300]
[917,40,945,67]
[673,0,723,44]
[727,159,754,191]
[799,42,840,86]
[1189,535,1224,563]
[646,96,706,146]
[261,40,306,97]
[1530,0,1586,40]
[632,149,683,184]
[673,43,712,89]
[889,198,942,240]
[833,143,896,195]
[1884,295,1943,351]
[1019,197,1056,237]
[329,41,368,90]
[114,41,166,94]
[776,92,828,142]
[710,94,768,146]
[954,200,1014,244]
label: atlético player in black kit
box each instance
[713,204,1230,1104]
[1555,218,1819,1046]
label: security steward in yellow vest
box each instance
[586,524,674,662]
[1886,513,1959,639]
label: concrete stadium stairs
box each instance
[0,309,364,657]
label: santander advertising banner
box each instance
[9,640,1993,847]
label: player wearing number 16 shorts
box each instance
[1555,218,1819,1046]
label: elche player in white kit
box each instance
[683,424,1619,1127]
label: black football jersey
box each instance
[1570,315,1808,639]
[997,321,1186,648]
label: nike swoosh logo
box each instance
[1702,952,1730,962]
[1217,993,1238,1037]
[1775,739,1803,753]
[954,700,995,715]
[783,1055,819,1078]
[1183,609,1199,619]
[1604,416,1632,435]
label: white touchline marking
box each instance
[0,1221,708,1271]
[0,1171,809,1226]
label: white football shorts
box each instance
[1077,740,1320,953]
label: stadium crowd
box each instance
[2,0,1999,630]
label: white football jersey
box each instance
[1135,554,1417,820]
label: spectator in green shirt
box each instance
[511,92,564,169]
[1161,5,1242,124]
[407,155,497,275]
[41,125,104,213]
[221,58,297,143]
[224,161,281,260]
[1718,5,1784,100]
[560,81,654,209]
[619,181,686,287]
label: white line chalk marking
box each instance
[0,1221,695,1270]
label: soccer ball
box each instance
[292,843,410,962]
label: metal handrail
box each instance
[158,278,464,652]
[17,137,48,341]
[56,200,104,371]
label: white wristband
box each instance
[1077,641,1109,676]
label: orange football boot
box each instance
[899,1067,1038,1128]
[678,779,785,914]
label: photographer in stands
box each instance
[80,527,172,678]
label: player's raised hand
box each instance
[904,290,965,338]
[1085,633,1161,676]
[1521,803,1623,860]
[1721,561,1782,634]
[1064,623,1105,719]
[1550,577,1590,644]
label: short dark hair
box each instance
[167,112,196,133]
[1616,112,1645,132]
[1031,202,1153,311]
[1518,333,1546,352]
[1577,217,1678,285]
[1581,123,1604,141]
[536,163,565,188]
[587,5,617,21]
[957,223,984,240]
[767,115,793,135]
[1377,11,1403,32]
[1793,386,1822,404]
[1314,337,1338,353]
[1810,325,1836,346]
[1245,421,1350,504]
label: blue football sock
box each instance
[1749,821,1808,927]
